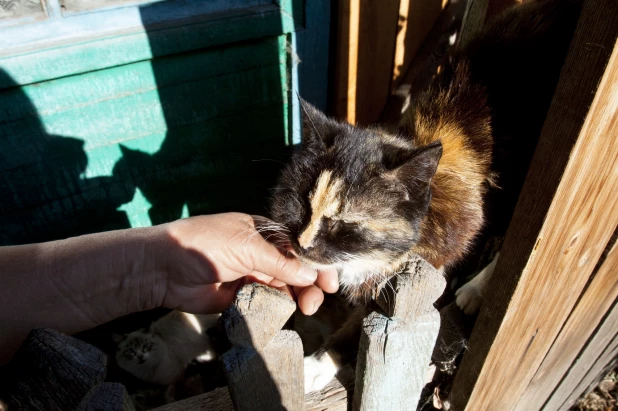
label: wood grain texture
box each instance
[223,330,304,411]
[375,255,445,319]
[154,366,354,411]
[0,2,298,88]
[149,386,234,411]
[517,232,618,409]
[0,328,107,410]
[354,258,444,410]
[332,0,400,125]
[78,383,134,411]
[223,283,297,350]
[391,0,444,88]
[353,311,440,411]
[449,1,618,408]
[550,301,618,410]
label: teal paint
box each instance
[117,187,153,228]
[0,0,327,245]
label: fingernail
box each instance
[297,266,318,284]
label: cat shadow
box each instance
[0,68,135,246]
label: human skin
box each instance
[0,212,338,364]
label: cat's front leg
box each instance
[455,252,499,314]
[304,350,341,394]
[303,305,367,393]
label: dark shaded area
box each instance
[0,68,134,246]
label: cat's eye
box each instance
[125,349,136,357]
[324,218,341,232]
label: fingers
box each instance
[248,238,319,287]
[316,267,339,294]
[295,285,324,315]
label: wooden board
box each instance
[0,35,290,245]
[332,0,400,125]
[517,232,618,409]
[391,0,444,88]
[548,300,618,410]
[448,0,618,408]
[0,0,300,88]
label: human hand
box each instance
[158,213,339,315]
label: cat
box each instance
[270,0,582,393]
[114,310,219,386]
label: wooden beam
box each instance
[353,256,444,410]
[449,0,618,408]
[332,0,400,125]
[548,299,618,410]
[221,283,303,411]
[391,0,445,88]
[516,232,618,409]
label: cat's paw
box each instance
[455,280,483,315]
[304,353,338,394]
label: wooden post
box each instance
[221,283,304,411]
[353,255,444,410]
[0,328,131,411]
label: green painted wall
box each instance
[0,1,318,246]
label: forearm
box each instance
[0,226,168,364]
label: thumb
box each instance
[248,238,318,287]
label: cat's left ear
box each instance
[299,97,339,148]
[393,141,443,189]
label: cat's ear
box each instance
[299,97,339,148]
[392,141,443,188]
[112,333,126,344]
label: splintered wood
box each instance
[354,255,445,410]
[222,283,304,411]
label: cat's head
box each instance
[270,101,442,296]
[114,329,164,380]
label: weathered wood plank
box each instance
[517,231,618,409]
[222,283,304,411]
[549,300,618,410]
[0,1,298,89]
[449,1,618,408]
[375,256,445,320]
[223,331,304,411]
[355,257,444,410]
[0,328,107,410]
[150,386,234,411]
[332,0,400,125]
[78,383,134,411]
[391,0,444,88]
[353,311,440,411]
[223,283,297,351]
[0,37,284,125]
[152,365,355,411]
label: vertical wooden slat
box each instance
[517,233,618,409]
[391,0,444,88]
[353,256,444,410]
[332,0,400,125]
[549,300,618,410]
[448,0,618,408]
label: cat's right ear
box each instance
[299,97,338,149]
[112,333,126,344]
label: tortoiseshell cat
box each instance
[270,0,581,392]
